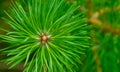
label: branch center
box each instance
[40,33,50,44]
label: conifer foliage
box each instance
[0,0,89,72]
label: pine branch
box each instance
[93,48,102,72]
[89,7,120,35]
[0,0,89,72]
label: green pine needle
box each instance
[0,0,90,72]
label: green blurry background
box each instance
[0,0,120,72]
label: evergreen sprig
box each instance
[0,0,89,72]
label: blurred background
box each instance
[0,0,120,72]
